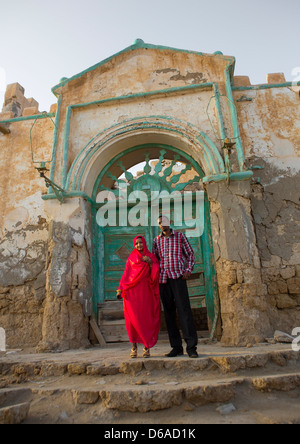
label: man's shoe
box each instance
[165,348,184,358]
[188,350,199,358]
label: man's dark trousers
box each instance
[159,276,198,353]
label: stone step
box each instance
[1,345,300,420]
[2,370,300,415]
[0,401,31,424]
[1,348,299,380]
[0,388,32,424]
[98,371,300,412]
[85,379,238,412]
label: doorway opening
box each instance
[92,144,218,343]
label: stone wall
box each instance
[1,82,40,118]
[37,199,93,352]
[0,88,94,350]
[0,88,91,350]
[0,218,48,348]
[206,181,272,345]
[0,99,52,348]
[235,78,300,338]
[250,172,300,335]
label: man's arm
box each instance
[181,232,195,276]
[152,237,160,262]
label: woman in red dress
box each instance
[117,236,161,358]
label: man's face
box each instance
[158,216,171,234]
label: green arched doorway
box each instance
[91,144,219,337]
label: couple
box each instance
[116,216,198,359]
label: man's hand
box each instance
[182,272,191,280]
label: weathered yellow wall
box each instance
[0,115,53,348]
[0,118,53,235]
[234,84,300,334]
[59,48,229,103]
[236,87,300,169]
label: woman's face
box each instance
[135,237,144,252]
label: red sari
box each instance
[119,236,161,349]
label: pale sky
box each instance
[0,0,299,112]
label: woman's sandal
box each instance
[142,347,150,358]
[130,345,137,358]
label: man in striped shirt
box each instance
[153,216,198,358]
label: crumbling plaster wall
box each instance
[235,83,300,335]
[0,94,92,350]
[206,180,272,345]
[37,198,92,352]
[0,114,52,348]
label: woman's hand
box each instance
[142,256,152,266]
[116,290,122,300]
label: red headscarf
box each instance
[119,236,159,294]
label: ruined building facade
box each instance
[0,40,299,351]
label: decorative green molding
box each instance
[51,39,220,95]
[41,190,94,205]
[97,148,201,198]
[0,112,55,124]
[67,117,225,194]
[71,82,214,111]
[92,143,205,201]
[49,95,62,187]
[202,171,253,184]
[236,96,253,102]
[212,83,226,140]
[232,81,300,91]
[224,59,245,172]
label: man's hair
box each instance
[158,215,171,225]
